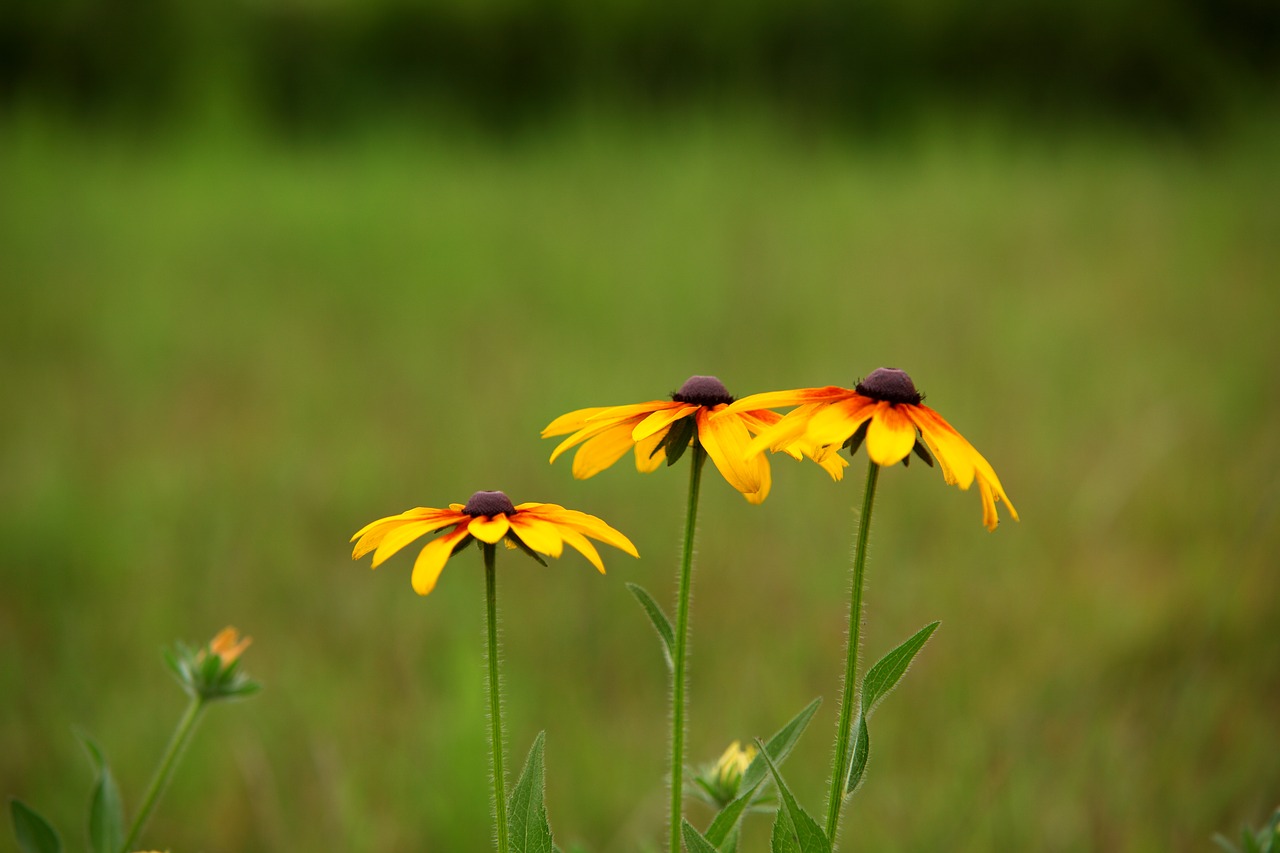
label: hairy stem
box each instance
[825,460,880,846]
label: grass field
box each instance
[2,110,1278,852]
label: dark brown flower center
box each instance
[855,368,922,405]
[462,490,516,517]
[672,375,734,406]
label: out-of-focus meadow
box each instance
[3,1,1279,851]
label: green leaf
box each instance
[844,716,870,796]
[507,732,554,853]
[659,417,697,467]
[861,621,939,716]
[10,800,62,853]
[77,732,124,853]
[706,697,822,848]
[681,820,721,853]
[626,583,674,669]
[756,740,831,853]
[741,697,822,792]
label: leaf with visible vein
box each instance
[507,732,554,853]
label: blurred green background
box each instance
[2,1,1278,850]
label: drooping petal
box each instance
[572,421,640,479]
[634,427,667,472]
[468,514,511,543]
[531,505,640,557]
[411,524,472,595]
[864,403,918,466]
[907,406,977,489]
[696,408,763,498]
[372,518,460,568]
[744,404,821,458]
[977,477,999,532]
[805,397,877,447]
[742,454,772,504]
[507,514,564,557]
[558,526,606,573]
[632,403,699,442]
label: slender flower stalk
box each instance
[482,543,509,853]
[121,695,205,853]
[670,445,706,853]
[825,460,879,844]
[352,490,636,850]
[126,627,259,853]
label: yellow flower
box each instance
[350,490,638,595]
[203,627,251,665]
[713,740,757,790]
[730,367,1018,530]
[542,375,845,504]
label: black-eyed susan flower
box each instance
[542,375,845,504]
[350,490,638,595]
[730,367,1018,530]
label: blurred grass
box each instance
[2,109,1278,852]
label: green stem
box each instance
[121,694,206,853]
[484,544,510,853]
[824,460,880,847]
[670,445,706,853]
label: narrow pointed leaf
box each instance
[507,732,554,853]
[659,417,697,466]
[681,820,721,853]
[77,732,124,853]
[706,697,822,847]
[626,583,674,669]
[10,800,62,853]
[756,740,831,853]
[741,697,822,792]
[844,716,871,796]
[705,794,753,848]
[861,621,939,716]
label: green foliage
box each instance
[755,743,831,853]
[845,622,940,795]
[10,800,61,853]
[1215,807,1280,853]
[164,641,261,703]
[702,698,821,847]
[508,733,555,853]
[626,583,675,670]
[77,733,125,853]
[682,820,721,853]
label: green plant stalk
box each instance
[670,445,706,853]
[483,544,510,853]
[121,693,206,853]
[824,460,880,846]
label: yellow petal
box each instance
[744,405,818,458]
[353,511,465,559]
[864,404,917,466]
[806,397,877,448]
[533,505,639,557]
[697,409,763,498]
[559,526,606,573]
[411,525,472,595]
[634,428,667,472]
[468,515,511,544]
[372,519,458,568]
[542,406,612,437]
[507,514,564,557]
[548,416,629,464]
[632,404,698,442]
[572,422,639,479]
[742,455,772,504]
[908,406,976,489]
[723,386,853,415]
